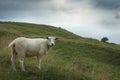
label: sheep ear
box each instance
[55,37,58,40]
[46,37,49,39]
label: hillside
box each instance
[0,22,120,80]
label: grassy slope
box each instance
[0,22,120,80]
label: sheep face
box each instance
[47,37,57,46]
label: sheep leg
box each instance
[11,47,17,71]
[37,56,41,70]
[11,55,16,71]
[19,57,25,71]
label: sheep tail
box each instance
[8,39,16,48]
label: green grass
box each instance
[0,22,120,80]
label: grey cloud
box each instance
[91,0,120,10]
[0,0,78,20]
[0,0,72,13]
[89,0,120,29]
[67,0,82,3]
[0,0,57,20]
[0,0,57,12]
[115,14,120,19]
[99,15,120,30]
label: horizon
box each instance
[0,21,119,44]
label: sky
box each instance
[0,0,120,44]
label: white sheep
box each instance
[8,36,57,71]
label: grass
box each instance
[0,22,120,80]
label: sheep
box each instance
[8,36,57,71]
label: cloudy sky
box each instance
[0,0,120,44]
